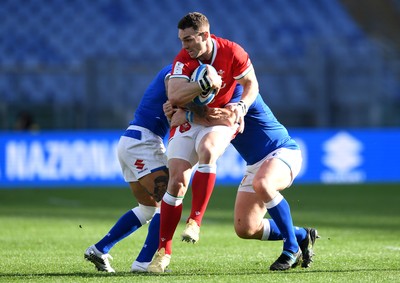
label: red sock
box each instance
[189,170,216,226]
[159,199,182,255]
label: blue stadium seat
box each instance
[0,0,395,128]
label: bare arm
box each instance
[168,65,222,107]
[170,106,236,128]
[232,67,259,133]
[236,67,259,109]
[167,78,203,107]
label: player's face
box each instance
[178,27,207,59]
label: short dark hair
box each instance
[177,12,209,31]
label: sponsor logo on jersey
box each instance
[173,61,184,75]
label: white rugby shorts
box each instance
[167,122,238,167]
[238,148,302,193]
[118,125,167,182]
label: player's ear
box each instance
[202,31,209,40]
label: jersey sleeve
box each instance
[231,43,253,80]
[170,50,199,80]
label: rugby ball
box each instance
[191,64,218,105]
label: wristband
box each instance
[238,100,248,115]
[185,111,194,123]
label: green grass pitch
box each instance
[0,184,399,282]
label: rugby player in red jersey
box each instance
[148,12,259,273]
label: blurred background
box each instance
[1,0,400,187]
[1,0,400,130]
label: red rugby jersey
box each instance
[170,35,252,108]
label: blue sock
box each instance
[95,209,142,253]
[267,196,299,254]
[294,226,308,243]
[135,212,160,263]
[267,218,282,240]
[267,219,308,243]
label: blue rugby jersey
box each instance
[231,94,299,165]
[129,64,172,138]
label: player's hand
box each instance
[205,107,223,118]
[170,108,187,128]
[163,101,176,121]
[205,65,222,91]
[226,101,247,133]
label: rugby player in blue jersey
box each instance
[84,65,172,273]
[168,86,319,271]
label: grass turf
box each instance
[0,184,399,282]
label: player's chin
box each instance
[187,50,197,58]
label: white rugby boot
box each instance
[147,248,171,273]
[181,219,200,243]
[84,245,115,273]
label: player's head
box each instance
[178,12,209,31]
[177,12,211,60]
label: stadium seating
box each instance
[0,0,397,128]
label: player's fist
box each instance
[205,65,222,90]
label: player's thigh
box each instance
[234,191,266,234]
[167,135,198,167]
[166,134,197,197]
[129,181,158,206]
[254,158,292,194]
[196,125,235,163]
[118,134,167,182]
[253,148,302,194]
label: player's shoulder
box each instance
[161,64,173,73]
[158,64,173,79]
[175,48,192,61]
[213,35,244,52]
[173,50,195,67]
[171,53,199,77]
[152,64,173,84]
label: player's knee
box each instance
[252,177,266,193]
[168,176,187,196]
[132,204,157,225]
[197,148,213,162]
[234,221,258,239]
[235,227,250,239]
[197,141,218,162]
[252,177,276,197]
